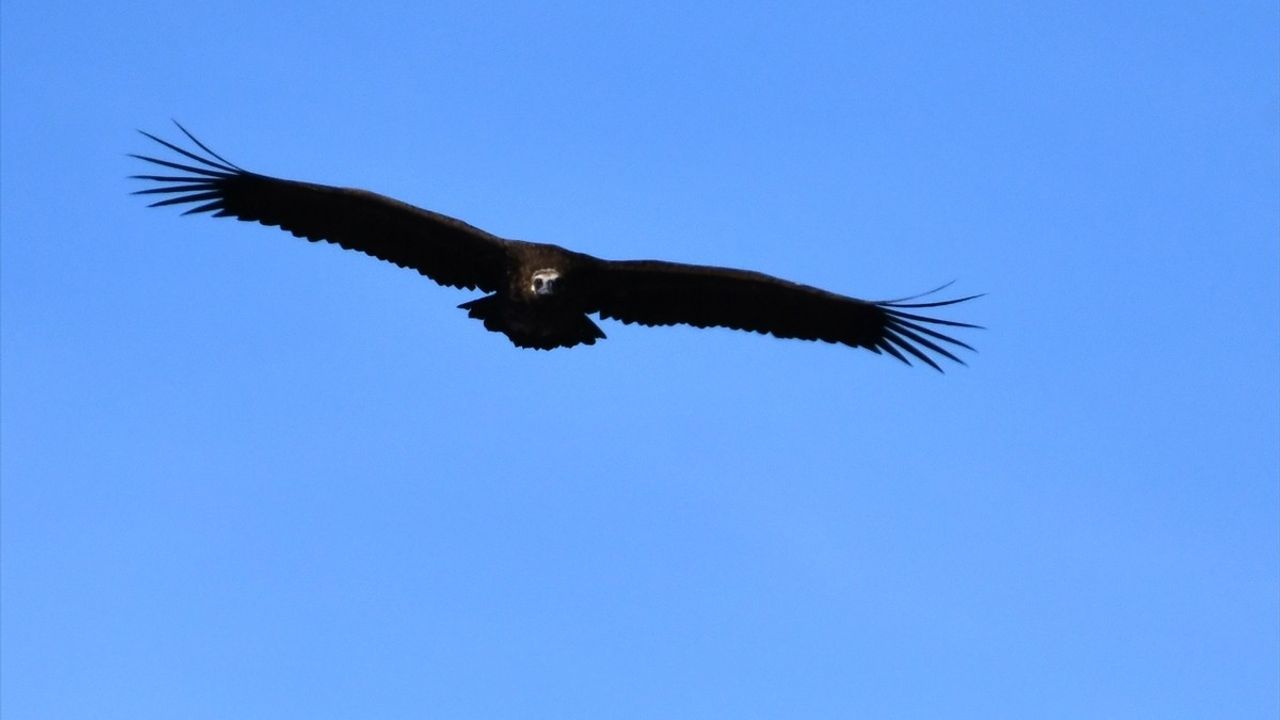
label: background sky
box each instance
[3,2,1277,718]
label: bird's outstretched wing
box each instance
[583,260,980,370]
[131,123,510,292]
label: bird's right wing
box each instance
[131,124,511,292]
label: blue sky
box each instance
[3,1,1277,717]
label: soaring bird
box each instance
[131,124,980,370]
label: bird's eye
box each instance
[533,278,543,289]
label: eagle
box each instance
[131,124,980,370]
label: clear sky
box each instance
[3,2,1277,718]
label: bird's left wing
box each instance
[131,124,510,292]
[582,259,980,370]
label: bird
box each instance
[131,123,981,370]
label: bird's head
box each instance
[531,269,560,297]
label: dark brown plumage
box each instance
[132,124,981,369]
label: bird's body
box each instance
[132,124,980,369]
[458,241,608,349]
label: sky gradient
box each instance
[3,2,1278,718]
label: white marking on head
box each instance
[531,269,560,296]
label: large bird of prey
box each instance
[131,124,980,370]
